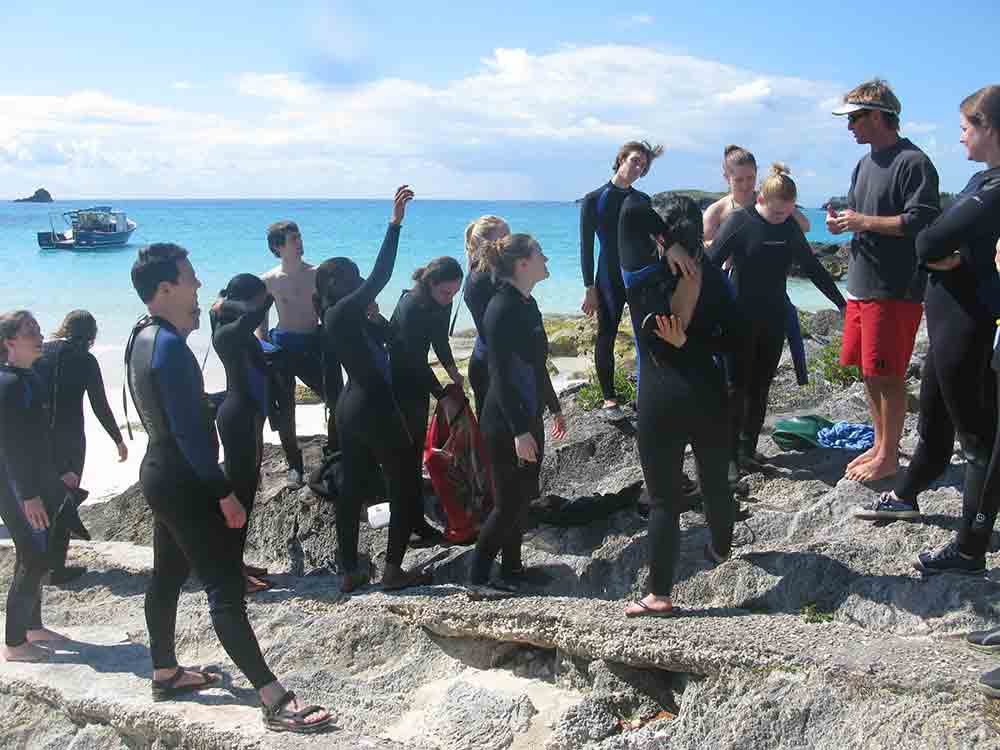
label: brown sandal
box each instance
[261,690,334,734]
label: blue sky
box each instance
[1,1,996,205]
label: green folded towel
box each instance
[772,415,835,451]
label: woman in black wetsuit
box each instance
[463,216,511,418]
[316,185,427,593]
[468,234,567,597]
[33,310,127,584]
[210,274,276,594]
[621,197,739,618]
[855,86,1000,579]
[0,311,81,661]
[707,164,846,473]
[390,256,464,544]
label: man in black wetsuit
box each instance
[125,244,330,733]
[580,140,663,419]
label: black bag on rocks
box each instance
[307,448,387,502]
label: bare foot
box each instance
[4,642,51,662]
[845,446,878,472]
[848,456,898,482]
[26,627,70,644]
[624,594,674,617]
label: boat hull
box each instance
[37,227,136,249]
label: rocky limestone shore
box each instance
[2,312,999,749]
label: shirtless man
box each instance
[257,221,327,489]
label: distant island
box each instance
[14,188,53,203]
[575,189,725,210]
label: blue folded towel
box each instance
[817,421,875,450]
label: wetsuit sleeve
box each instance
[484,299,532,436]
[85,353,123,445]
[431,303,457,371]
[706,212,745,268]
[0,380,43,500]
[792,231,846,310]
[916,180,1000,264]
[580,192,598,286]
[341,224,402,317]
[154,336,231,499]
[217,295,274,336]
[899,157,941,238]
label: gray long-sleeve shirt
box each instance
[846,137,940,301]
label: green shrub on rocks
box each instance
[809,337,860,388]
[576,367,637,410]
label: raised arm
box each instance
[340,186,414,317]
[84,353,123,445]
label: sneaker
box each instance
[980,666,1000,699]
[853,493,920,521]
[912,540,986,576]
[600,404,626,422]
[286,468,304,490]
[966,627,1000,654]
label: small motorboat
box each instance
[37,206,137,249]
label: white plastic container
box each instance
[366,502,391,529]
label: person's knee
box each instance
[204,574,245,617]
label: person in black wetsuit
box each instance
[580,140,663,418]
[210,275,276,595]
[707,164,846,473]
[390,256,464,545]
[33,310,127,584]
[463,216,511,418]
[854,87,1000,579]
[468,233,567,598]
[621,196,740,618]
[125,244,330,733]
[316,185,429,594]
[0,311,83,663]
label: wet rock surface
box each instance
[6,310,1000,748]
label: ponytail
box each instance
[465,215,511,273]
[759,162,797,203]
[482,233,539,282]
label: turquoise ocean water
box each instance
[1,199,842,399]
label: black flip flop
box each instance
[261,690,334,734]
[624,600,677,619]
[151,666,222,701]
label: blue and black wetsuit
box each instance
[581,182,635,401]
[125,316,276,689]
[211,297,274,557]
[708,206,845,460]
[464,267,498,419]
[33,339,122,575]
[472,282,561,584]
[0,365,60,647]
[895,168,1000,554]
[628,260,739,597]
[324,224,420,574]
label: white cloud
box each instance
[0,45,879,200]
[171,81,193,90]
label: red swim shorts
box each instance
[840,299,923,378]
